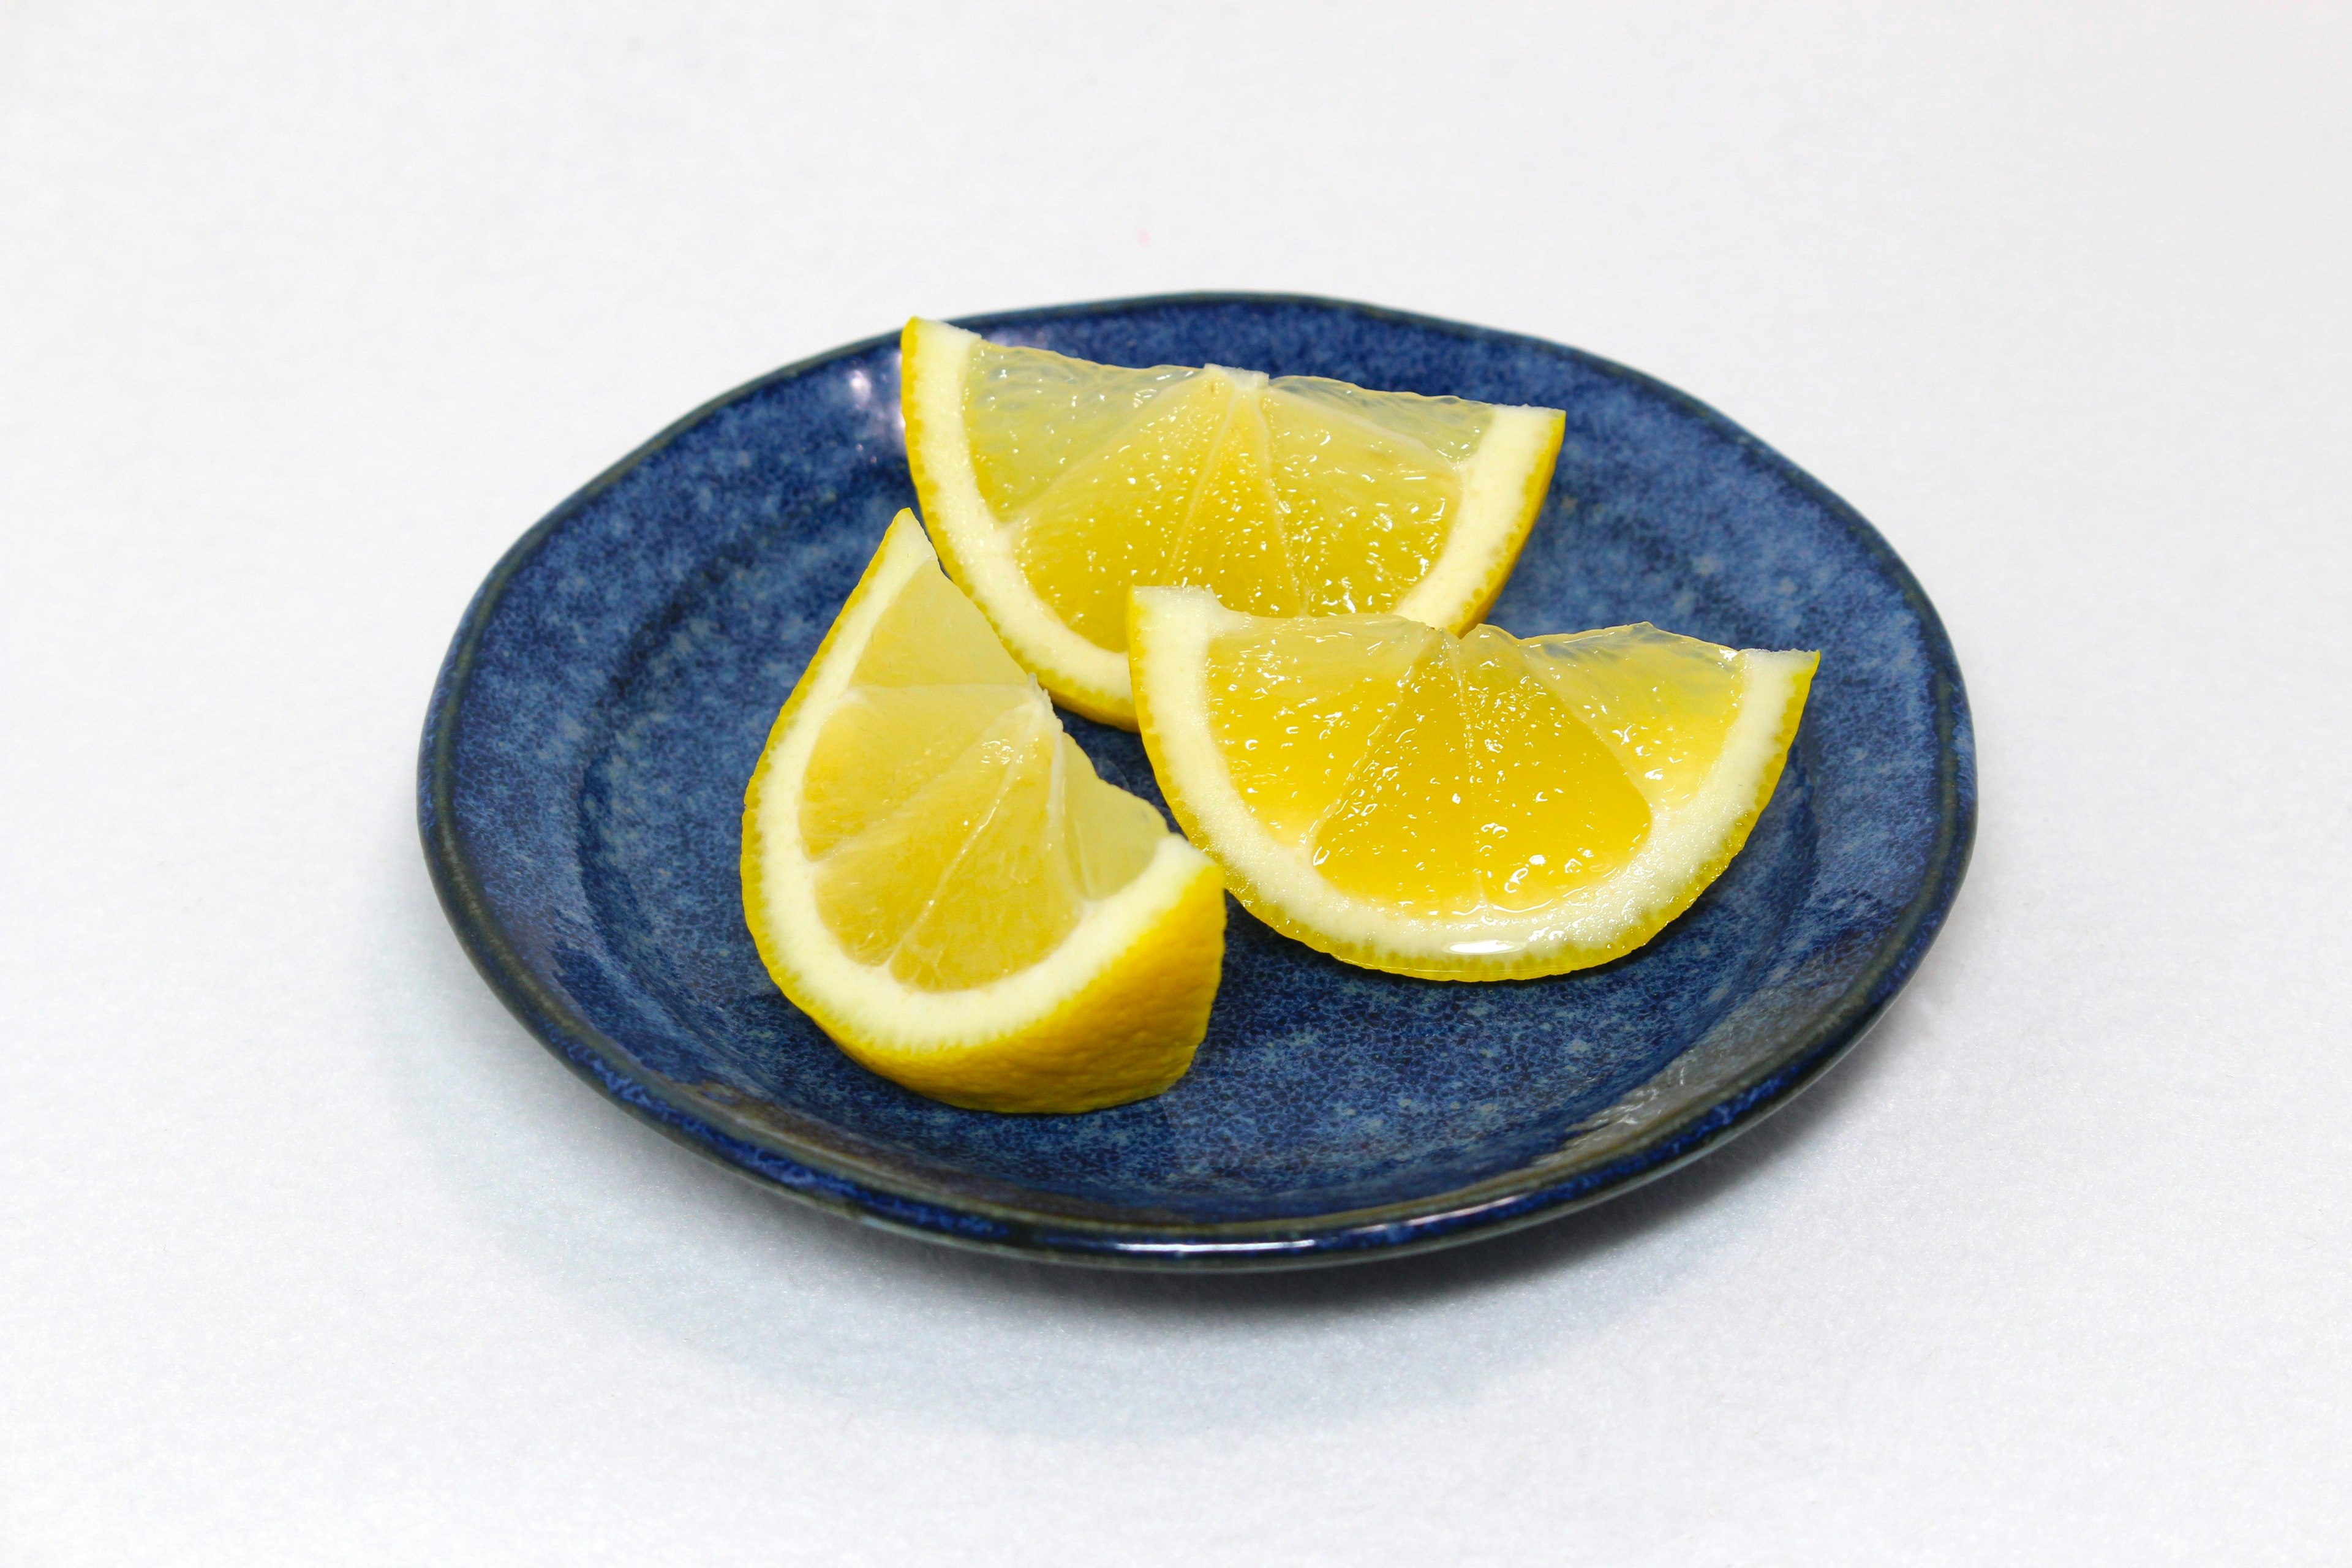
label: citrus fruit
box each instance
[1130,590,1817,980]
[900,316,1567,728]
[741,511,1225,1112]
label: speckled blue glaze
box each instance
[420,294,1973,1268]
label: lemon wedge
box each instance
[901,317,1566,728]
[741,511,1225,1112]
[1130,590,1817,980]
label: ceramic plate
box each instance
[420,293,1973,1269]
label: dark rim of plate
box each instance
[418,291,1976,1271]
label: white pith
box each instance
[1132,588,1812,969]
[903,318,1560,720]
[746,514,1213,1051]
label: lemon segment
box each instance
[902,317,1566,728]
[741,511,1225,1112]
[1131,589,1817,981]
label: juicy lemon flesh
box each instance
[1135,591,1816,979]
[1518,622,1746,810]
[800,554,1165,991]
[963,338,1498,649]
[1207,617,1660,919]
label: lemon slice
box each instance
[1131,590,1817,980]
[741,511,1225,1112]
[901,317,1567,728]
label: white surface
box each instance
[4,4,2347,1562]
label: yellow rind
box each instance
[741,510,1226,1113]
[901,315,1158,727]
[1393,402,1565,635]
[900,316,1566,729]
[819,861,1224,1112]
[1457,413,1562,626]
[897,320,1076,699]
[1129,588,1817,981]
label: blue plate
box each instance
[420,294,1973,1269]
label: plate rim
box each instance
[418,290,1976,1271]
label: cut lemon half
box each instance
[1131,590,1817,980]
[741,511,1225,1112]
[901,316,1567,728]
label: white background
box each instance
[4,4,2348,1563]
